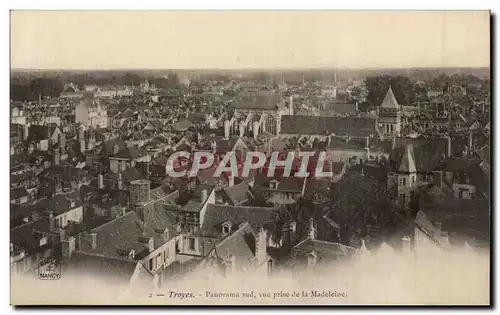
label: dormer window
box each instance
[269,180,279,190]
[222,221,232,235]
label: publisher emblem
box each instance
[38,258,61,280]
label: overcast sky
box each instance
[10,11,490,70]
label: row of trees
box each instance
[10,72,182,101]
[11,77,65,101]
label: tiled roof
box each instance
[81,212,149,260]
[210,222,257,272]
[47,190,82,215]
[28,125,59,142]
[293,239,357,259]
[10,186,29,200]
[200,204,279,238]
[10,217,51,254]
[390,137,448,173]
[280,115,377,137]
[221,182,250,206]
[112,146,149,160]
[230,95,282,110]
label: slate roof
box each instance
[280,115,377,137]
[200,204,279,238]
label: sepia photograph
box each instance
[9,10,491,306]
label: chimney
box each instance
[253,121,260,140]
[289,96,294,115]
[228,176,234,187]
[200,189,208,203]
[255,227,267,264]
[224,253,236,277]
[239,121,245,138]
[80,140,86,154]
[402,236,411,253]
[148,237,155,253]
[69,199,76,209]
[23,123,29,141]
[435,221,442,232]
[446,135,452,158]
[61,236,76,258]
[308,218,316,240]
[355,101,359,111]
[53,149,60,165]
[306,251,317,271]
[224,120,231,140]
[128,249,136,260]
[58,133,66,155]
[48,212,55,231]
[91,232,97,250]
[98,174,104,189]
[117,172,123,190]
[468,130,474,153]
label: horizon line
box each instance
[10,65,491,72]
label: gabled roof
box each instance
[112,147,149,160]
[200,204,279,238]
[221,182,251,206]
[380,86,400,109]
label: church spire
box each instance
[380,85,400,109]
[398,144,417,173]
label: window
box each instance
[149,259,153,270]
[188,238,195,250]
[267,260,273,274]
[400,194,406,205]
[164,248,169,262]
[402,178,406,186]
[223,225,230,234]
[156,254,162,269]
[412,176,415,184]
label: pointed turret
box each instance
[398,144,417,173]
[380,85,400,109]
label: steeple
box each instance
[380,85,400,109]
[398,144,417,173]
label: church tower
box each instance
[378,86,402,138]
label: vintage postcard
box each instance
[9,10,491,306]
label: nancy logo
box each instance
[38,258,61,280]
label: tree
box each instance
[365,75,416,106]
